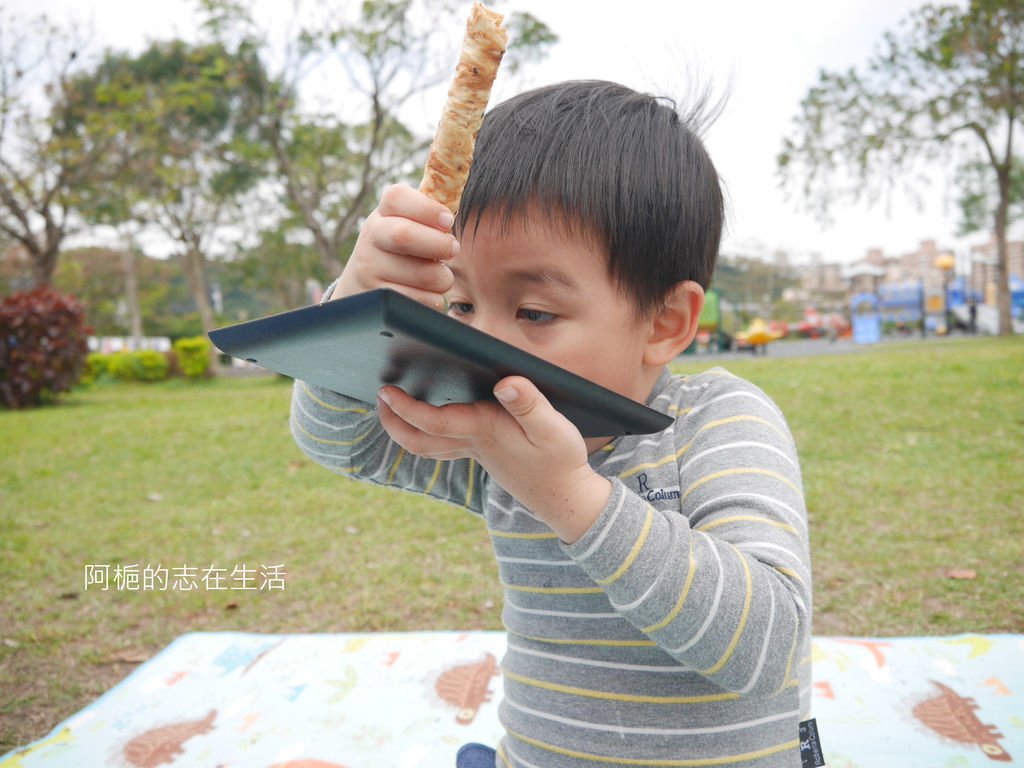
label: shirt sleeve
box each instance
[289,379,487,514]
[563,375,810,697]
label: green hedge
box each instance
[172,336,212,380]
[80,352,114,385]
[107,350,170,382]
[78,336,212,387]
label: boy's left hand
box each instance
[377,376,611,544]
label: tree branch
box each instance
[0,174,33,237]
[331,84,386,253]
[0,217,35,250]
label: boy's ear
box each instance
[643,281,705,366]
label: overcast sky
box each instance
[8,0,1009,265]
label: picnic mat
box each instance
[3,631,1022,767]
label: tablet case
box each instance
[208,289,672,438]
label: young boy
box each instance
[291,80,811,768]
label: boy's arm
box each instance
[291,380,487,512]
[564,376,811,696]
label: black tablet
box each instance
[208,288,672,438]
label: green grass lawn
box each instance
[1,336,1022,751]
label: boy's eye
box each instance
[518,308,557,324]
[447,301,473,316]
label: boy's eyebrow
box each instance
[449,265,581,292]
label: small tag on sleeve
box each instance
[799,718,826,768]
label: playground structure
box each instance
[688,288,737,353]
[683,259,1023,354]
[949,275,1024,335]
[734,317,783,354]
[685,288,851,354]
[851,276,1024,343]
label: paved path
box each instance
[681,333,989,361]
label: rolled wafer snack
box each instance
[419,2,509,214]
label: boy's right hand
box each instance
[334,184,459,310]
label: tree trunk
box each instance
[121,247,143,349]
[28,241,60,289]
[994,170,1014,336]
[313,228,344,280]
[180,245,222,373]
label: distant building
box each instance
[840,261,886,295]
[900,240,951,294]
[781,234,1022,320]
[797,255,845,298]
[811,240,956,301]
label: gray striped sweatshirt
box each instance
[290,366,812,767]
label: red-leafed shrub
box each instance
[0,287,91,409]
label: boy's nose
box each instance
[471,314,516,347]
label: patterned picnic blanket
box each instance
[2,632,1021,767]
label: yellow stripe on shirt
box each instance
[507,631,656,648]
[596,506,653,586]
[503,584,605,595]
[293,420,374,447]
[491,530,561,540]
[778,621,800,695]
[695,515,798,536]
[775,566,803,582]
[300,382,369,414]
[682,468,800,501]
[618,415,785,480]
[698,548,752,676]
[386,448,406,483]
[496,742,512,768]
[464,458,476,508]
[642,545,697,634]
[423,459,443,494]
[507,731,800,766]
[503,669,736,704]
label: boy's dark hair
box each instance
[456,80,724,315]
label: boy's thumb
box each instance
[493,376,560,437]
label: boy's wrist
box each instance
[537,470,612,545]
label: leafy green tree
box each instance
[62,38,271,336]
[778,0,1022,335]
[226,226,331,313]
[52,247,127,335]
[51,247,200,338]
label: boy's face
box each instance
[447,211,661,411]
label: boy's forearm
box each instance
[291,380,486,512]
[290,380,379,473]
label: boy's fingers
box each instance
[493,376,572,443]
[371,216,459,263]
[376,388,485,461]
[374,250,454,294]
[377,386,476,439]
[377,184,455,232]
